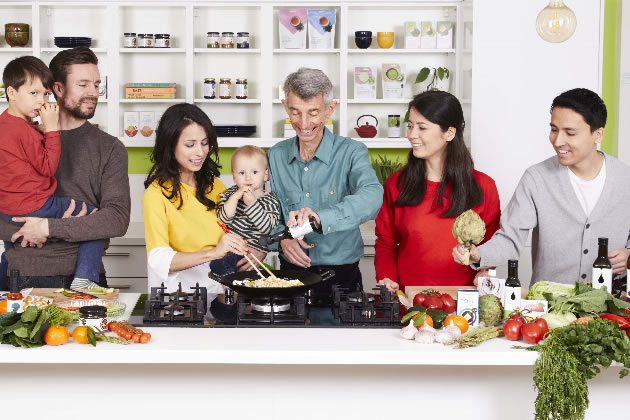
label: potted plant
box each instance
[414,66,450,93]
[371,154,404,185]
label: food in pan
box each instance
[233,277,304,288]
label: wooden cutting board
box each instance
[404,285,528,300]
[23,288,119,304]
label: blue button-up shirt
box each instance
[267,128,383,265]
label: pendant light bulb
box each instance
[536,0,577,43]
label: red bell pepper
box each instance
[599,313,630,329]
[625,307,630,316]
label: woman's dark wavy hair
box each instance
[394,91,483,217]
[144,103,221,211]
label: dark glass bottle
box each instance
[592,237,612,291]
[7,270,24,313]
[503,260,521,311]
[259,217,322,246]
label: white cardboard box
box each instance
[123,112,139,139]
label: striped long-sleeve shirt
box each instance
[216,185,281,252]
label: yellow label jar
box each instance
[221,32,234,48]
[219,78,231,99]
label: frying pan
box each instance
[208,269,335,298]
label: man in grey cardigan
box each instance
[0,47,130,290]
[453,88,630,286]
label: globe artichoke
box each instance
[452,209,486,265]
[479,294,504,327]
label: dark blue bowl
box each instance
[354,36,372,49]
[355,31,372,37]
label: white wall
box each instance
[471,0,603,282]
[618,0,630,165]
[472,0,603,203]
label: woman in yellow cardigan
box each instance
[142,104,249,319]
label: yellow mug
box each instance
[377,32,394,49]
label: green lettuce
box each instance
[526,281,575,301]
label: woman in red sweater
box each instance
[375,91,500,293]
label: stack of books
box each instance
[125,83,176,99]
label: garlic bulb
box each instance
[444,325,462,340]
[400,321,417,340]
[415,329,435,344]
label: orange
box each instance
[0,299,7,314]
[444,315,469,334]
[44,325,69,346]
[72,326,92,344]
[412,313,433,329]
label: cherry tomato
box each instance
[504,319,523,341]
[412,293,426,307]
[140,333,151,344]
[124,331,133,340]
[117,328,127,338]
[533,318,549,337]
[522,322,545,344]
[439,294,457,313]
[107,322,119,332]
[132,333,141,343]
[422,295,443,311]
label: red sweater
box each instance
[374,170,501,290]
[0,111,60,214]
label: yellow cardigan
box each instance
[142,178,226,255]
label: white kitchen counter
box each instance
[0,326,624,420]
[0,327,537,365]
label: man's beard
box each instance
[60,96,97,120]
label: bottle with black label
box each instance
[592,237,612,291]
[626,255,630,303]
[503,260,521,312]
[7,270,24,313]
[259,217,322,246]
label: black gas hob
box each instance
[140,282,400,328]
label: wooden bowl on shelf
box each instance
[5,23,30,47]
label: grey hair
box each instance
[283,68,334,105]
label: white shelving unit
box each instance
[0,0,473,149]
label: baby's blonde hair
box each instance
[231,145,268,170]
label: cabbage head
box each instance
[526,281,575,301]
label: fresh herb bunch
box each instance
[521,319,630,420]
[371,154,404,185]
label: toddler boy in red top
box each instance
[0,56,103,288]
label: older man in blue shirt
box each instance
[267,68,383,307]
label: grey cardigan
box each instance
[478,153,630,286]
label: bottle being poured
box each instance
[259,216,322,247]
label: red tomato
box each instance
[412,293,426,307]
[132,333,141,343]
[504,319,523,341]
[439,294,456,313]
[522,322,545,344]
[533,318,549,337]
[140,333,151,344]
[510,312,526,324]
[422,295,443,311]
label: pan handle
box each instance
[208,272,223,281]
[319,269,335,283]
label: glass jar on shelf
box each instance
[138,34,154,48]
[236,32,250,49]
[207,32,220,48]
[123,33,136,48]
[203,78,216,99]
[235,78,248,99]
[221,32,234,48]
[155,34,170,48]
[219,78,232,99]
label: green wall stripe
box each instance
[128,145,412,175]
[601,0,618,156]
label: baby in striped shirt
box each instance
[213,145,281,275]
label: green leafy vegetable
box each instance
[0,307,50,348]
[518,319,630,420]
[526,281,575,301]
[87,327,97,347]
